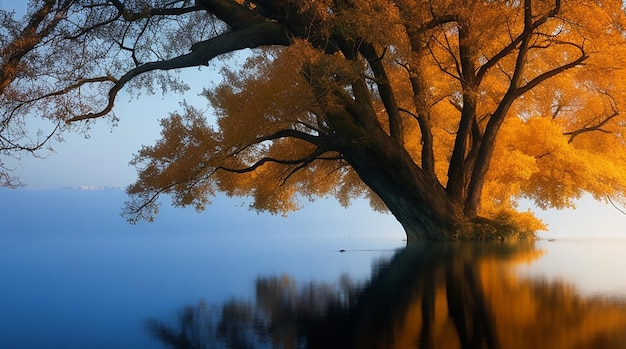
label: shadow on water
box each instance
[146,242,626,349]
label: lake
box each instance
[1,189,626,348]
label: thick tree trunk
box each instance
[333,117,465,240]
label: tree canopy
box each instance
[2,0,626,239]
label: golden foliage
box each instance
[125,0,626,229]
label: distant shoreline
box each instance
[5,185,124,191]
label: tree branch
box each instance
[463,0,568,215]
[226,129,322,161]
[0,0,72,93]
[476,0,561,84]
[0,122,60,152]
[564,91,619,143]
[216,146,330,179]
[280,146,332,185]
[607,196,626,216]
[256,129,321,146]
[123,172,214,223]
[196,0,265,29]
[68,21,292,122]
[360,43,403,143]
[513,42,588,98]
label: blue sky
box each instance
[14,66,215,188]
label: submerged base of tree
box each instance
[453,217,538,241]
[405,216,538,242]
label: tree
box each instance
[2,0,626,239]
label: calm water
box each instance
[1,189,626,348]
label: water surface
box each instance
[1,189,625,348]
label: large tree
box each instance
[2,0,626,239]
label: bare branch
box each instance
[0,122,60,152]
[607,196,626,216]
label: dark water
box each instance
[1,190,626,348]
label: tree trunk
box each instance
[333,116,465,240]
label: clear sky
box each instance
[3,1,625,238]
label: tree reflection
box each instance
[147,242,626,349]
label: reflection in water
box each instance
[147,242,626,348]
